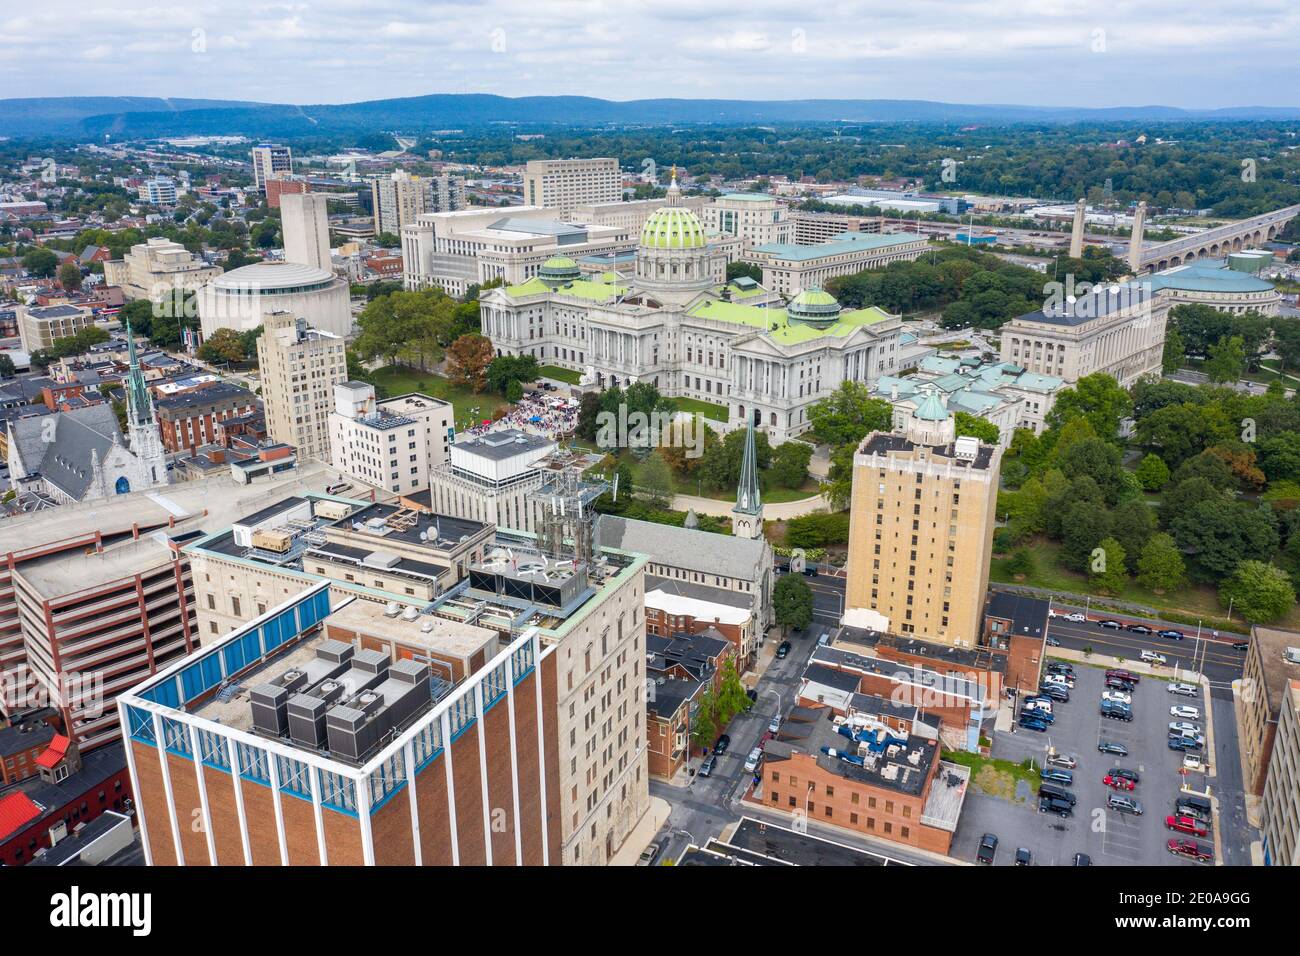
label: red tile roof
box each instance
[0,791,41,839]
[35,734,69,770]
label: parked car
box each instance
[1040,767,1074,784]
[1047,751,1078,769]
[1097,619,1123,629]
[768,716,781,734]
[1167,838,1213,863]
[776,641,791,659]
[714,734,731,755]
[1103,774,1136,792]
[1170,705,1202,720]
[802,565,819,577]
[1168,682,1198,698]
[699,755,717,777]
[1045,637,1061,647]
[1141,650,1168,666]
[1014,847,1032,866]
[1023,699,1053,714]
[1073,853,1092,866]
[743,747,763,773]
[1168,737,1202,752]
[976,832,998,864]
[1063,612,1087,622]
[1019,715,1049,732]
[1183,754,1209,772]
[1037,685,1070,702]
[1166,815,1209,837]
[1168,721,1202,735]
[1105,677,1136,692]
[1107,793,1143,815]
[1108,767,1140,783]
[1105,669,1141,685]
[636,841,664,866]
[746,689,759,703]
[1039,795,1074,818]
[1232,641,1250,652]
[1037,783,1076,805]
[1126,623,1153,635]
[817,632,830,647]
[1176,796,1213,822]
[1047,661,1075,674]
[1101,690,1132,705]
[1098,741,1129,756]
[1158,629,1185,641]
[1100,701,1133,721]
[1043,673,1075,688]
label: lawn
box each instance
[368,365,508,425]
[537,364,582,385]
[613,448,820,503]
[990,537,1297,631]
[673,397,728,423]
[941,750,1040,802]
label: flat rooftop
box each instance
[324,595,498,663]
[859,432,996,470]
[1251,626,1300,714]
[13,536,179,597]
[721,816,913,866]
[343,502,488,550]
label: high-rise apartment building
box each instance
[329,383,454,496]
[523,158,621,217]
[138,177,178,205]
[257,311,347,462]
[251,144,293,192]
[701,193,792,249]
[280,193,332,272]
[102,237,221,302]
[371,172,465,237]
[265,176,309,210]
[1262,675,1300,866]
[843,388,1002,647]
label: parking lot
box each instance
[951,660,1220,866]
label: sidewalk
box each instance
[609,796,673,866]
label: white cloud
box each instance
[2,0,1296,108]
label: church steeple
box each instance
[125,317,154,426]
[732,416,764,539]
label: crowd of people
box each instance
[459,391,580,441]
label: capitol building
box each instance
[479,174,906,442]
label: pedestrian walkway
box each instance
[669,491,830,519]
[609,796,674,866]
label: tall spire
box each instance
[731,417,764,539]
[666,165,681,207]
[124,316,153,426]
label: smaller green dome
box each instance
[914,389,950,421]
[786,286,842,325]
[640,207,708,250]
[539,255,581,285]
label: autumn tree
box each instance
[445,334,495,392]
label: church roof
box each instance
[9,403,124,501]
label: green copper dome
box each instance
[786,286,842,325]
[539,255,581,285]
[914,389,950,421]
[639,206,708,250]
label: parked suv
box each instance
[1100,700,1133,721]
[1108,793,1143,815]
[1040,767,1074,785]
[976,833,998,864]
[1038,795,1073,818]
[1168,682,1198,698]
[1037,782,1076,805]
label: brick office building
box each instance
[759,704,966,854]
[156,382,259,454]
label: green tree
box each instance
[769,441,812,489]
[1006,548,1035,577]
[1136,533,1187,593]
[1059,499,1112,571]
[21,247,58,277]
[954,412,1000,444]
[57,259,82,292]
[1133,453,1171,492]
[197,327,245,365]
[1219,561,1296,624]
[1204,335,1245,384]
[1089,536,1128,595]
[485,354,539,394]
[773,575,814,635]
[1110,498,1156,562]
[505,379,523,403]
[690,689,718,752]
[1171,500,1279,581]
[1258,433,1300,484]
[807,380,891,447]
[715,659,752,724]
[1162,327,1185,373]
[726,261,763,282]
[637,451,675,508]
[1044,373,1132,442]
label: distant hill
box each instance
[4,93,1300,139]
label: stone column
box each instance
[1069,198,1086,259]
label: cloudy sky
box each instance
[3,0,1297,108]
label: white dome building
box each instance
[197,262,352,338]
[633,171,714,298]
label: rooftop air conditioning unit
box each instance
[384,601,401,617]
[401,606,420,622]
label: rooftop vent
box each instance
[1286,647,1300,665]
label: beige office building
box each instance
[280,193,332,271]
[1240,626,1300,798]
[329,383,454,496]
[523,158,621,217]
[701,193,792,250]
[256,311,347,462]
[844,389,1002,647]
[102,237,222,302]
[1262,678,1300,866]
[999,282,1170,388]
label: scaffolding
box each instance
[528,450,609,567]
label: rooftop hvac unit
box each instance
[315,640,354,665]
[251,528,294,553]
[351,649,390,676]
[276,669,308,694]
[314,680,346,704]
[384,601,401,617]
[954,435,980,460]
[287,694,329,749]
[1286,647,1300,665]
[313,500,351,521]
[401,606,420,622]
[249,684,290,737]
[420,620,435,634]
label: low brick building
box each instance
[155,381,258,453]
[759,704,967,854]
